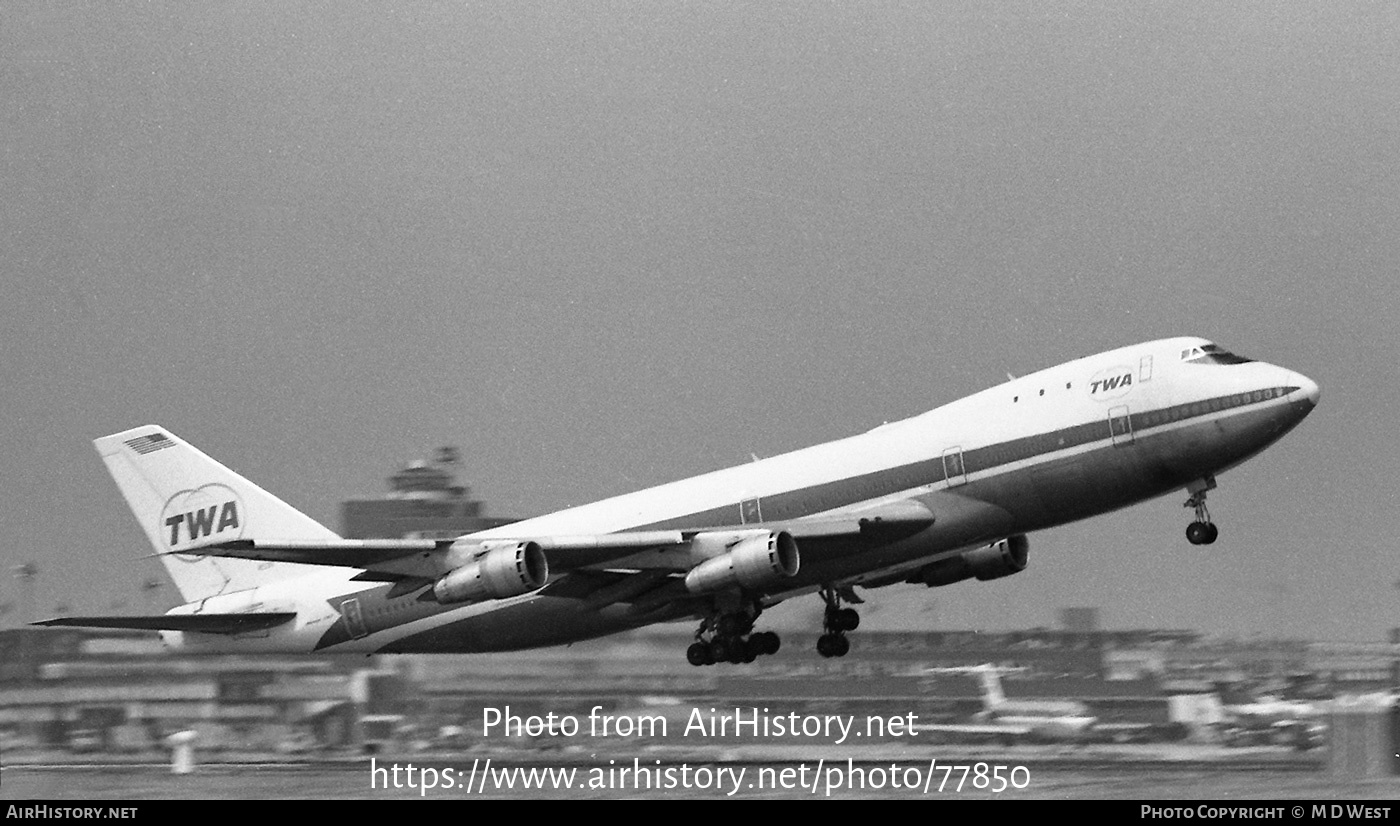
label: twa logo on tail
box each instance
[160,484,246,552]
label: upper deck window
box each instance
[1180,343,1254,365]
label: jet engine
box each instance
[429,541,548,604]
[911,534,1028,587]
[684,530,800,594]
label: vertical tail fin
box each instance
[95,425,339,602]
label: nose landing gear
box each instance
[1184,476,1219,545]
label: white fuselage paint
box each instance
[163,336,1318,654]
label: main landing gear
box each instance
[816,585,859,658]
[1184,476,1219,545]
[686,607,781,666]
[682,587,863,664]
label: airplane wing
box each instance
[181,531,687,576]
[156,500,933,615]
[33,613,297,634]
[169,499,935,580]
[536,568,684,612]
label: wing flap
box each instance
[173,538,449,569]
[179,531,689,578]
[537,569,683,611]
[33,613,297,634]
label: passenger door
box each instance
[1109,405,1134,446]
[942,447,968,487]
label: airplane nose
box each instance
[1289,372,1321,410]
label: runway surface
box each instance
[3,747,1397,800]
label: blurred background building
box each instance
[340,446,517,539]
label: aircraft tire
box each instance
[753,631,780,655]
[837,608,860,632]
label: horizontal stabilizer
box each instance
[32,613,297,634]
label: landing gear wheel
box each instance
[751,631,781,655]
[688,605,777,666]
[1186,522,1212,545]
[835,607,860,632]
[1183,477,1219,546]
[817,634,850,658]
[816,585,858,658]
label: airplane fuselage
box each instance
[157,336,1318,655]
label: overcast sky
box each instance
[2,2,1396,642]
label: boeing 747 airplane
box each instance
[38,337,1319,665]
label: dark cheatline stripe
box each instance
[634,387,1298,533]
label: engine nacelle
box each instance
[684,530,800,594]
[430,541,548,604]
[912,534,1029,588]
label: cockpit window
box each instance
[1179,343,1254,365]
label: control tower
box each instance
[339,447,518,539]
